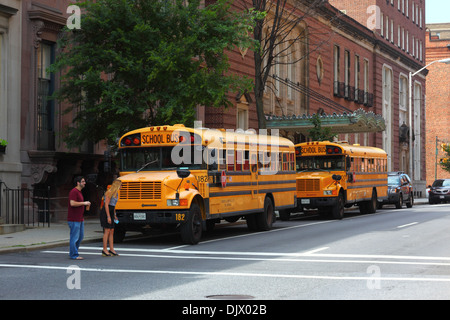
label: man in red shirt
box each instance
[68,176,90,260]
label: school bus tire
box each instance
[279,209,291,221]
[331,192,345,220]
[367,188,377,213]
[180,203,202,245]
[246,213,258,231]
[256,196,275,231]
[360,188,377,214]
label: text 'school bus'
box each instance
[279,141,388,220]
[114,124,297,244]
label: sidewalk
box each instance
[0,198,430,255]
[0,219,104,255]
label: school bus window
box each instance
[218,148,225,170]
[120,146,207,172]
[236,150,243,171]
[243,150,250,171]
[270,152,277,172]
[227,149,235,171]
[290,153,295,171]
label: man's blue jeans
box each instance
[68,221,84,259]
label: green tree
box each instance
[50,0,256,147]
[307,113,336,141]
[440,143,450,173]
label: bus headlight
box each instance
[323,190,333,195]
[167,199,188,206]
[167,199,180,206]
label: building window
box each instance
[391,20,394,43]
[364,59,369,104]
[382,65,393,170]
[334,45,340,95]
[37,42,55,151]
[344,50,350,99]
[236,104,248,130]
[402,27,405,50]
[386,16,389,41]
[354,55,360,101]
[399,75,408,127]
[406,31,409,53]
[419,8,423,28]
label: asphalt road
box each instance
[1,203,450,303]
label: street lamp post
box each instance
[408,58,450,182]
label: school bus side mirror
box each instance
[177,169,191,179]
[332,174,342,181]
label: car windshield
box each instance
[388,176,401,186]
[120,146,206,172]
[432,180,450,187]
[296,155,345,172]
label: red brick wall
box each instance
[425,30,450,185]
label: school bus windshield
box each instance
[296,155,346,172]
[120,146,207,172]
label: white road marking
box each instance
[302,247,329,255]
[42,250,450,266]
[77,246,450,262]
[397,222,418,229]
[1,263,450,283]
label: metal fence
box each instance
[0,181,51,227]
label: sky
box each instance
[426,0,450,24]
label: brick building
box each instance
[425,23,450,184]
[208,0,427,194]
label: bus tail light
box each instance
[326,146,342,154]
[121,134,141,147]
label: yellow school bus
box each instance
[279,141,388,220]
[114,124,296,244]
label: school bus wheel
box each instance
[256,196,275,231]
[279,209,291,221]
[180,203,203,245]
[331,192,344,220]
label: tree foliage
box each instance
[440,144,450,173]
[50,0,257,147]
[307,113,336,141]
[239,0,328,128]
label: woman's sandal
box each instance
[109,250,119,256]
[102,250,111,257]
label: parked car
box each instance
[428,179,450,204]
[379,172,413,209]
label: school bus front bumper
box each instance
[115,209,190,224]
[298,196,338,208]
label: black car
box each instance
[379,172,413,209]
[428,179,450,204]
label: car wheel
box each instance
[395,194,403,209]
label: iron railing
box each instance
[0,181,51,227]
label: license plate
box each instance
[301,199,310,204]
[440,196,445,199]
[133,213,146,220]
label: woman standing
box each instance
[100,179,122,256]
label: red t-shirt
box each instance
[67,187,84,222]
